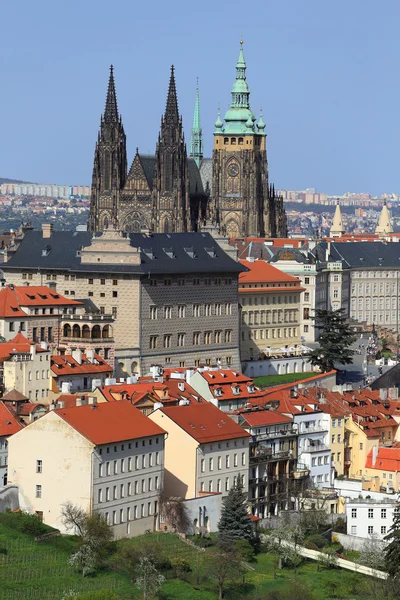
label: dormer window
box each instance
[232,385,241,395]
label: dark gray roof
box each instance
[1,230,244,276]
[315,241,400,269]
[138,154,206,197]
[76,298,101,313]
[370,364,400,390]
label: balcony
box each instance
[254,428,298,441]
[302,444,330,453]
[291,463,310,479]
[299,425,328,434]
[250,448,295,463]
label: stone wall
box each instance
[0,485,19,513]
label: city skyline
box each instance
[1,0,400,195]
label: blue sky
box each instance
[1,0,399,195]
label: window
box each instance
[204,331,212,344]
[217,479,221,492]
[368,508,374,518]
[351,508,357,518]
[36,485,42,498]
[205,304,212,316]
[351,525,357,535]
[113,486,117,500]
[312,457,316,466]
[100,278,105,285]
[164,334,172,348]
[200,482,205,492]
[225,477,229,491]
[381,526,387,535]
[128,482,132,496]
[112,306,117,318]
[234,454,238,467]
[215,330,222,344]
[225,330,232,343]
[113,279,118,286]
[36,460,42,473]
[225,303,232,314]
[150,306,157,320]
[242,452,246,466]
[201,459,205,473]
[164,306,172,319]
[381,509,387,519]
[177,333,185,347]
[164,278,171,286]
[178,305,186,318]
[193,332,201,345]
[215,303,222,316]
[193,304,201,317]
[106,487,110,501]
[150,336,158,349]
[332,435,335,444]
[88,278,94,285]
[218,456,222,470]
[113,460,118,475]
[209,458,213,471]
[368,525,374,535]
[226,455,230,468]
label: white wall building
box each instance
[293,411,331,488]
[346,498,398,540]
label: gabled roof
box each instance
[51,353,112,376]
[238,260,301,285]
[0,285,81,317]
[156,403,251,443]
[2,388,28,402]
[54,400,166,445]
[0,333,48,363]
[0,401,23,436]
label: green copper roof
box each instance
[190,79,203,168]
[215,42,266,136]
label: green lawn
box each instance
[254,372,316,389]
[0,515,387,600]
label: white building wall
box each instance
[346,500,398,540]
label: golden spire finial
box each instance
[240,35,243,45]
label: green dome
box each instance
[214,110,223,131]
[232,79,249,94]
[257,112,266,131]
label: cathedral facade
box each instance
[88,46,287,238]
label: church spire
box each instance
[330,201,345,238]
[190,78,203,168]
[164,65,179,124]
[376,200,394,236]
[104,65,119,124]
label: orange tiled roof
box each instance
[0,333,48,362]
[0,285,81,317]
[240,410,293,427]
[55,400,166,445]
[51,353,112,376]
[239,260,301,285]
[0,401,24,436]
[365,447,400,471]
[157,403,251,443]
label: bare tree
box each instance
[205,548,241,600]
[61,501,86,536]
[158,490,190,533]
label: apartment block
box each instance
[7,401,166,537]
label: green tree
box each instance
[68,543,97,577]
[217,476,253,549]
[205,547,241,600]
[310,309,356,372]
[384,499,400,578]
[134,557,165,600]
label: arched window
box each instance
[82,325,90,339]
[238,137,244,145]
[102,325,110,339]
[63,324,71,338]
[131,361,138,373]
[231,138,236,145]
[72,324,80,339]
[92,325,101,339]
[224,137,229,145]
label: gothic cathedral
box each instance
[88,45,287,238]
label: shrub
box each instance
[304,541,319,551]
[334,518,346,533]
[306,534,328,549]
[171,557,191,577]
[235,539,255,562]
[193,535,213,548]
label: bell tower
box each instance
[212,43,287,238]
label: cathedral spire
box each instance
[164,65,179,124]
[104,65,119,124]
[330,201,345,238]
[376,200,394,236]
[190,78,203,168]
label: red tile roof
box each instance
[240,410,293,427]
[54,400,166,445]
[0,333,48,362]
[0,401,24,436]
[157,403,251,443]
[200,370,252,384]
[51,353,112,376]
[365,447,400,471]
[239,260,301,285]
[0,285,81,317]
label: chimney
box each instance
[57,400,64,409]
[48,281,56,290]
[72,348,83,365]
[372,444,379,467]
[76,396,83,407]
[42,223,53,239]
[30,343,36,358]
[86,349,95,363]
[380,388,388,401]
[88,396,97,406]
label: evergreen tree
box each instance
[217,476,253,549]
[384,497,400,578]
[309,308,356,373]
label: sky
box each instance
[1,0,400,196]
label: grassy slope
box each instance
[254,372,316,389]
[0,516,380,600]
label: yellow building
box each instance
[238,259,303,360]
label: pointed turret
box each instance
[330,201,345,238]
[190,79,203,168]
[164,65,179,125]
[88,65,127,232]
[376,201,393,235]
[104,65,119,124]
